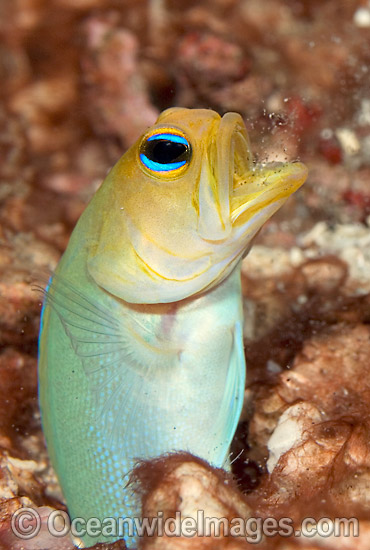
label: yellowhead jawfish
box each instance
[38,108,307,547]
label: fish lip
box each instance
[214,113,252,234]
[200,113,307,241]
[216,114,307,229]
[197,112,248,241]
[230,161,308,225]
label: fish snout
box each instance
[197,111,307,246]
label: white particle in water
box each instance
[353,6,370,27]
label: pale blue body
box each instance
[39,250,245,546]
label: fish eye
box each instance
[139,130,192,174]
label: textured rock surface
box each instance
[0,0,369,548]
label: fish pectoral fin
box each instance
[42,273,180,448]
[43,273,179,371]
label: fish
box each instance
[38,107,307,547]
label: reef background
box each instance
[0,0,370,549]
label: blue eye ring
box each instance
[139,129,192,175]
[139,155,187,172]
[147,133,188,145]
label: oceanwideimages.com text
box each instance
[11,507,359,544]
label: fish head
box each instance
[86,108,308,303]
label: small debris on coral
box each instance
[132,452,252,549]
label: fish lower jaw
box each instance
[230,161,308,224]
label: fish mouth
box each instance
[216,113,308,231]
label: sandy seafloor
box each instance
[0,0,370,548]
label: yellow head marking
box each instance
[81,108,307,304]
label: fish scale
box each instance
[38,108,307,547]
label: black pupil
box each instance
[144,139,188,164]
